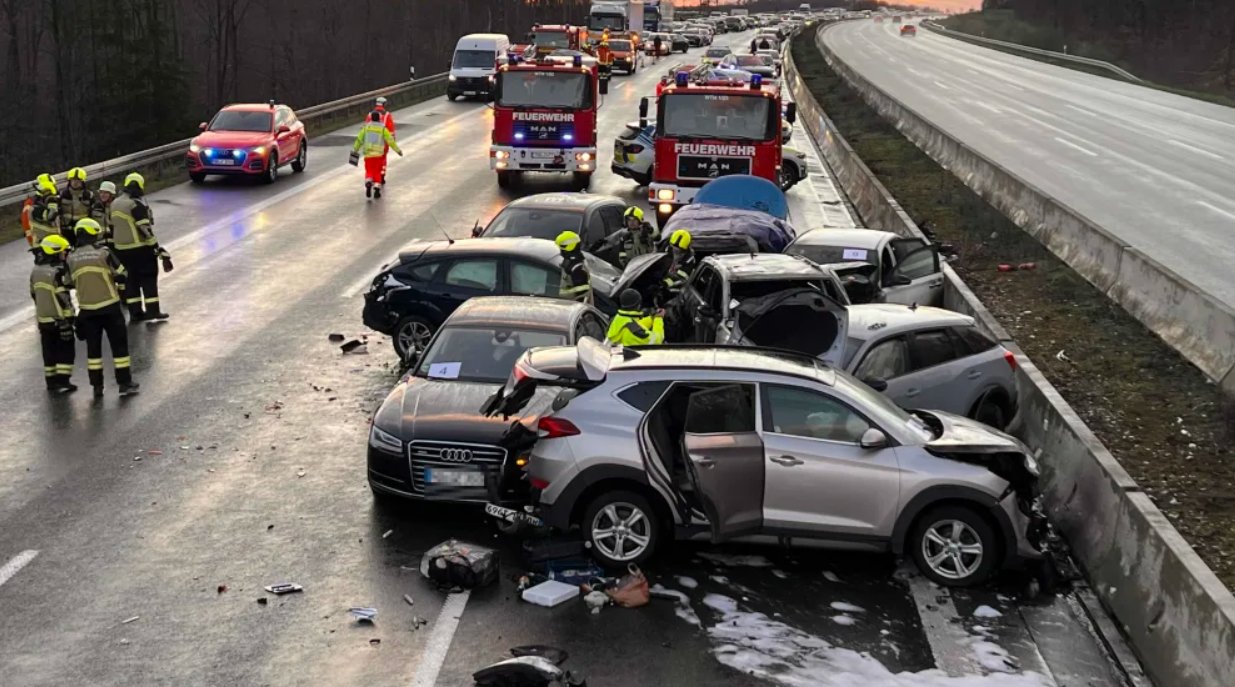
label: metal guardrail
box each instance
[919,21,1143,83]
[0,73,449,208]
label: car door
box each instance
[681,384,764,542]
[431,258,500,317]
[676,264,721,343]
[509,260,561,298]
[884,239,943,305]
[573,311,608,343]
[758,383,903,538]
[897,328,969,414]
[273,108,292,163]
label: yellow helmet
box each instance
[74,218,103,236]
[555,231,582,252]
[669,229,692,250]
[35,173,57,196]
[124,172,146,191]
[40,235,71,256]
[67,167,88,182]
[623,206,645,222]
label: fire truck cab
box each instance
[529,24,590,57]
[490,54,609,190]
[642,72,796,222]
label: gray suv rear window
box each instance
[684,384,756,434]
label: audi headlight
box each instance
[190,143,201,153]
[252,146,266,156]
[369,425,403,454]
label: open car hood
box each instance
[922,410,1026,454]
[611,252,673,298]
[731,287,848,365]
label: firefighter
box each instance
[351,111,403,198]
[374,96,397,184]
[663,228,697,293]
[59,167,95,237]
[597,37,614,81]
[68,218,139,397]
[29,174,62,247]
[20,182,37,247]
[606,289,664,346]
[30,235,78,393]
[617,206,657,266]
[91,181,118,245]
[555,231,593,305]
[110,173,172,321]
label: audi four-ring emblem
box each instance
[439,448,474,463]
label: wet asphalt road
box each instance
[0,30,1132,686]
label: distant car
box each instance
[367,297,609,505]
[785,228,944,306]
[756,49,783,72]
[901,25,917,37]
[644,33,672,55]
[893,15,903,24]
[476,192,629,266]
[683,29,712,46]
[362,238,620,359]
[186,103,307,184]
[702,47,737,65]
[607,39,641,74]
[669,34,691,53]
[732,54,777,79]
[612,122,807,192]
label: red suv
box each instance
[900,25,917,37]
[186,103,307,184]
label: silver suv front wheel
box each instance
[910,505,999,587]
[582,490,659,568]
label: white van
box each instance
[448,33,511,101]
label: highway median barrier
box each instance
[786,27,1235,687]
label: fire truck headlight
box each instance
[575,152,592,162]
[496,161,508,169]
[579,163,591,171]
[656,189,675,201]
[493,150,510,160]
[658,203,673,215]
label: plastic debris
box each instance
[522,580,580,608]
[341,340,369,354]
[121,616,140,625]
[369,638,381,647]
[583,590,609,615]
[997,264,1014,272]
[328,333,346,342]
[382,529,394,539]
[296,468,306,478]
[349,607,378,623]
[420,539,498,590]
[412,616,427,629]
[256,598,268,606]
[217,584,228,594]
[1018,262,1037,271]
[265,583,303,595]
[403,594,415,607]
[1055,349,1073,364]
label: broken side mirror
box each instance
[785,102,797,124]
[277,125,291,135]
[859,427,888,449]
[638,97,649,129]
[861,377,889,393]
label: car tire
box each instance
[572,172,591,191]
[291,142,307,173]
[447,92,459,101]
[780,162,799,191]
[972,391,1009,429]
[910,505,1000,587]
[189,172,206,184]
[581,490,660,568]
[497,170,513,189]
[392,315,436,361]
[263,152,278,184]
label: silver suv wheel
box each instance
[921,519,984,580]
[591,501,652,562]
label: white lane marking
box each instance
[907,67,927,78]
[342,251,402,299]
[0,106,481,337]
[906,572,984,676]
[1197,200,1235,221]
[974,101,1003,115]
[410,590,470,687]
[0,550,38,587]
[932,80,952,90]
[1066,104,1098,117]
[1053,136,1100,157]
[1167,138,1224,161]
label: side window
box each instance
[583,212,607,249]
[880,247,896,279]
[511,261,558,296]
[821,278,845,303]
[599,206,625,236]
[908,329,959,371]
[762,384,872,444]
[853,336,910,380]
[616,380,671,412]
[684,384,756,434]
[576,313,607,342]
[691,266,722,311]
[275,108,290,127]
[442,259,498,293]
[893,247,938,281]
[396,260,440,283]
[951,325,996,356]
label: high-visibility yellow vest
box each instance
[109,194,157,251]
[29,197,61,243]
[606,309,664,346]
[67,245,125,310]
[354,123,401,158]
[30,263,74,324]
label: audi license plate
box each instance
[424,468,484,487]
[212,159,237,166]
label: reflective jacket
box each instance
[67,244,126,311]
[110,194,158,251]
[60,187,95,230]
[618,224,657,266]
[30,262,74,324]
[29,196,61,244]
[606,309,664,346]
[559,254,593,305]
[353,123,402,159]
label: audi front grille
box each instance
[407,440,506,495]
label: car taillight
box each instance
[538,416,580,439]
[1004,350,1018,371]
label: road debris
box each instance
[382,529,394,539]
[340,340,368,354]
[412,616,427,630]
[420,539,498,589]
[256,598,268,606]
[583,590,609,615]
[217,584,228,594]
[121,616,140,625]
[369,638,381,647]
[1055,349,1074,364]
[473,645,585,687]
[296,468,306,478]
[403,594,415,607]
[521,580,580,608]
[328,333,345,342]
[349,607,378,623]
[264,583,303,595]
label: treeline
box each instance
[976,0,1235,97]
[0,0,591,188]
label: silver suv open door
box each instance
[681,384,764,542]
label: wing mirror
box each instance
[861,377,888,392]
[198,122,208,132]
[890,274,913,286]
[784,102,797,124]
[859,427,888,450]
[471,219,482,238]
[277,125,291,135]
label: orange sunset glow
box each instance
[673,1,982,11]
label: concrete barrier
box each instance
[786,36,1235,687]
[810,25,1235,397]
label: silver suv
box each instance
[486,339,1047,587]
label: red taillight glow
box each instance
[530,477,551,490]
[538,416,580,439]
[1004,350,1018,371]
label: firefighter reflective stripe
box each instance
[30,200,60,242]
[354,123,402,158]
[559,258,593,304]
[31,265,73,323]
[87,359,104,371]
[109,196,156,250]
[114,356,131,369]
[606,309,664,346]
[44,366,56,377]
[68,248,123,310]
[61,190,94,227]
[56,364,74,375]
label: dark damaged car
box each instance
[367,297,609,504]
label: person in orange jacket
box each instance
[374,96,396,184]
[21,193,35,246]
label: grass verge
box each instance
[793,32,1235,590]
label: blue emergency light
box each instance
[574,54,583,67]
[674,71,689,87]
[751,73,763,89]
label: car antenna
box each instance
[441,229,455,245]
[909,302,918,311]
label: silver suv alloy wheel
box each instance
[590,502,652,562]
[921,519,984,581]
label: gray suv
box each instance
[485,339,1047,587]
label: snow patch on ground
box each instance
[652,584,702,628]
[822,571,843,583]
[650,583,690,605]
[831,615,858,626]
[699,552,775,567]
[829,601,866,613]
[971,640,1019,673]
[973,605,1003,618]
[677,575,699,589]
[699,594,1050,687]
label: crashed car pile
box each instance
[364,172,1055,597]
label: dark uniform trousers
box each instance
[80,303,133,388]
[115,246,161,318]
[38,323,76,389]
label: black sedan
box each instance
[362,237,620,359]
[669,33,690,53]
[476,192,628,266]
[367,296,610,504]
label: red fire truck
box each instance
[529,24,590,57]
[642,72,796,221]
[490,54,609,190]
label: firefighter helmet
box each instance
[98,181,117,195]
[40,234,71,256]
[67,167,88,182]
[124,172,146,191]
[35,173,57,196]
[623,206,645,222]
[74,218,103,236]
[669,229,692,250]
[555,231,582,252]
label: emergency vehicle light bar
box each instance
[675,71,689,87]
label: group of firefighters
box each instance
[553,206,697,348]
[23,168,171,397]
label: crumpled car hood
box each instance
[922,410,1027,454]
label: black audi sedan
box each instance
[475,192,630,267]
[362,237,620,359]
[367,296,609,504]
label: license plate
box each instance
[424,468,484,487]
[463,91,477,96]
[531,151,557,159]
[212,159,237,166]
[485,504,545,528]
